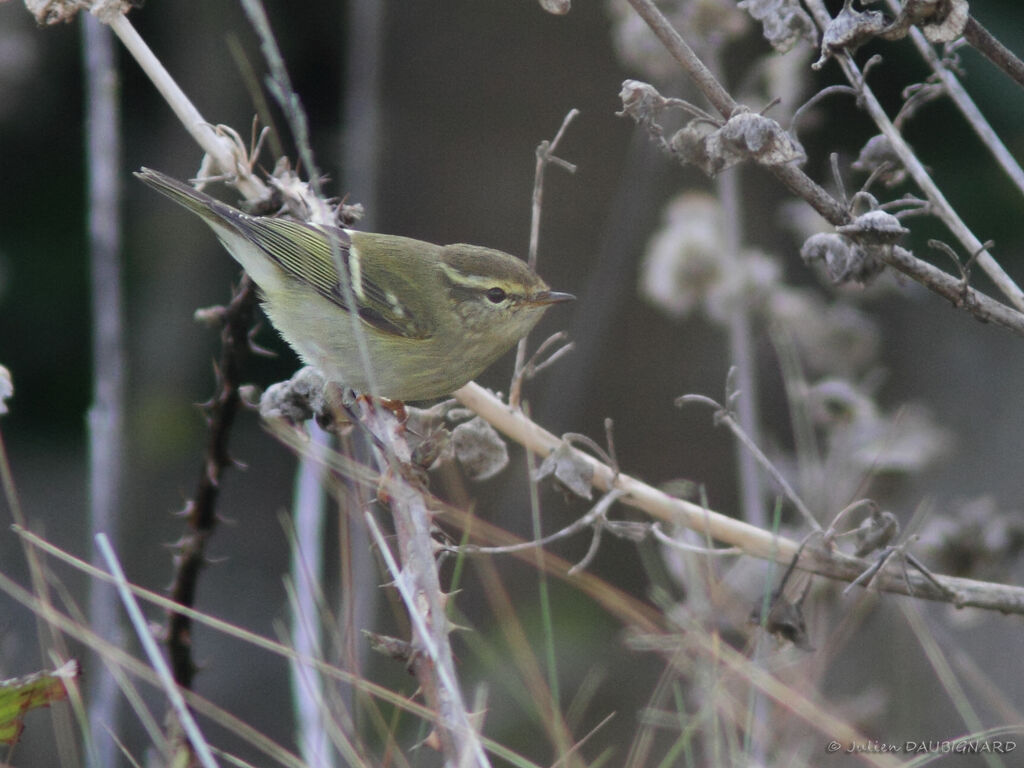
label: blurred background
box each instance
[2,0,1024,765]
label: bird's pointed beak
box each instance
[530,290,575,306]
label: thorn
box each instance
[246,325,277,357]
[420,729,443,753]
[194,305,228,327]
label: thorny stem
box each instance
[338,398,493,767]
[167,276,258,689]
[381,505,490,766]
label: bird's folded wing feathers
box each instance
[232,216,433,340]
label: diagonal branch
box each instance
[963,15,1024,91]
[802,0,1024,311]
[626,0,1024,325]
[455,381,1024,616]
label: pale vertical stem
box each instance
[342,0,384,234]
[702,42,763,528]
[717,168,765,529]
[284,0,388,748]
[289,422,334,768]
[83,14,126,768]
[286,0,389,754]
[709,45,768,765]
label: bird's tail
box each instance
[134,167,241,227]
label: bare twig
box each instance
[790,84,859,135]
[455,381,1024,615]
[625,0,1024,332]
[883,246,1024,333]
[96,535,218,768]
[528,109,579,271]
[239,0,323,199]
[803,0,1024,312]
[822,498,879,544]
[677,387,821,532]
[962,15,1024,92]
[651,524,743,556]
[890,7,1024,200]
[624,0,736,118]
[448,489,624,557]
[104,14,266,198]
[511,109,579,408]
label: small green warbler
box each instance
[136,168,573,401]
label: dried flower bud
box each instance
[259,367,328,425]
[617,79,667,127]
[452,417,509,481]
[813,2,889,69]
[739,0,816,52]
[538,0,571,15]
[920,0,967,43]
[535,440,594,500]
[806,379,948,474]
[851,134,907,187]
[718,109,806,167]
[0,365,11,416]
[837,209,909,245]
[801,231,887,285]
[669,120,725,176]
[853,506,900,557]
[640,194,725,319]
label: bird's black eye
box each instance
[485,287,507,303]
